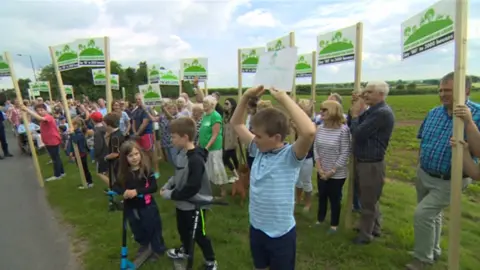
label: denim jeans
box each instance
[46,145,64,177]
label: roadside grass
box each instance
[39,93,480,270]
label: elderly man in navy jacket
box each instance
[0,110,13,159]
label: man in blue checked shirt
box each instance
[406,72,480,270]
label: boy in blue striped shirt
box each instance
[231,86,316,270]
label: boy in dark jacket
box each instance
[90,112,109,185]
[68,117,93,189]
[160,117,217,270]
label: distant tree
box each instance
[396,84,405,90]
[407,82,417,90]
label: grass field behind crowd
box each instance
[39,93,480,270]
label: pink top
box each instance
[7,107,20,126]
[40,114,62,146]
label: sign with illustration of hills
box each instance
[316,25,356,66]
[266,35,291,52]
[92,68,106,85]
[159,69,180,86]
[148,65,161,84]
[29,81,50,93]
[0,56,10,77]
[138,84,162,106]
[64,85,73,95]
[401,0,455,60]
[111,74,120,90]
[180,58,208,81]
[29,88,40,97]
[240,47,265,73]
[295,53,313,78]
[53,42,79,71]
[76,38,105,67]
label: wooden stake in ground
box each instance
[289,32,296,98]
[344,22,363,230]
[4,52,44,188]
[449,1,468,269]
[104,36,113,113]
[310,50,317,116]
[237,49,242,101]
[204,80,208,96]
[48,46,88,188]
[46,81,53,103]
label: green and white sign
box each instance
[0,56,10,77]
[316,25,356,65]
[159,69,180,85]
[64,85,74,95]
[138,84,162,106]
[180,58,208,81]
[111,74,120,90]
[76,38,105,67]
[401,0,455,60]
[92,68,106,85]
[148,65,162,84]
[29,81,50,93]
[53,42,79,71]
[29,88,40,97]
[241,47,264,73]
[267,35,291,52]
[296,53,313,78]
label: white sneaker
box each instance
[60,173,67,178]
[205,260,218,270]
[167,247,187,259]
[228,176,238,183]
[45,176,60,182]
[78,183,94,189]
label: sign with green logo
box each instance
[53,42,79,71]
[0,56,10,77]
[92,68,106,85]
[64,85,74,95]
[111,74,119,90]
[295,53,313,78]
[401,0,455,60]
[29,81,50,93]
[159,69,180,85]
[240,47,264,73]
[148,65,161,84]
[180,58,208,81]
[29,88,40,97]
[267,35,291,52]
[138,84,162,106]
[76,38,105,67]
[316,25,356,65]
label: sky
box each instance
[1,0,480,90]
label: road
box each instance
[0,131,80,270]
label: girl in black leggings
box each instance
[223,98,240,181]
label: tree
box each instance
[424,8,435,23]
[407,82,417,90]
[396,84,405,90]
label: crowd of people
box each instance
[0,71,478,270]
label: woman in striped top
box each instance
[314,100,351,233]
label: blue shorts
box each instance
[249,225,296,270]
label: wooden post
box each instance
[311,51,317,116]
[448,1,468,269]
[121,87,126,100]
[204,80,208,96]
[344,22,363,230]
[289,32,296,98]
[104,37,112,113]
[4,52,44,188]
[47,81,53,103]
[237,49,243,100]
[48,46,88,188]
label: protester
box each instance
[68,117,94,189]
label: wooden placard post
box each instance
[449,1,468,269]
[121,87,126,100]
[104,36,112,113]
[48,47,88,188]
[47,82,53,103]
[4,52,44,188]
[311,51,317,117]
[237,49,242,100]
[344,22,364,230]
[289,32,296,98]
[204,80,208,96]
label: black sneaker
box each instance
[205,260,218,270]
[167,247,187,259]
[5,153,13,157]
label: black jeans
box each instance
[176,208,215,261]
[126,202,166,254]
[223,149,239,171]
[79,155,93,184]
[46,145,64,177]
[317,175,346,226]
[0,127,10,155]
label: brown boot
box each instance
[405,259,430,270]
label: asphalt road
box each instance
[0,131,80,270]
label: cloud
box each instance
[236,9,279,28]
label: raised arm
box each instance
[230,86,264,145]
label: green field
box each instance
[41,93,480,270]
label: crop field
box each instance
[41,93,480,270]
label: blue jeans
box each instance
[46,145,64,177]
[89,148,95,161]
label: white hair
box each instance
[203,95,217,106]
[364,81,390,97]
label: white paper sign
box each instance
[254,47,297,92]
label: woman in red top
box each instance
[22,103,65,182]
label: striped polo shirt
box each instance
[248,141,304,238]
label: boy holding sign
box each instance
[230,85,316,270]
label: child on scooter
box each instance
[113,140,167,261]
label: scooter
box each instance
[172,200,228,270]
[106,190,152,270]
[105,162,123,212]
